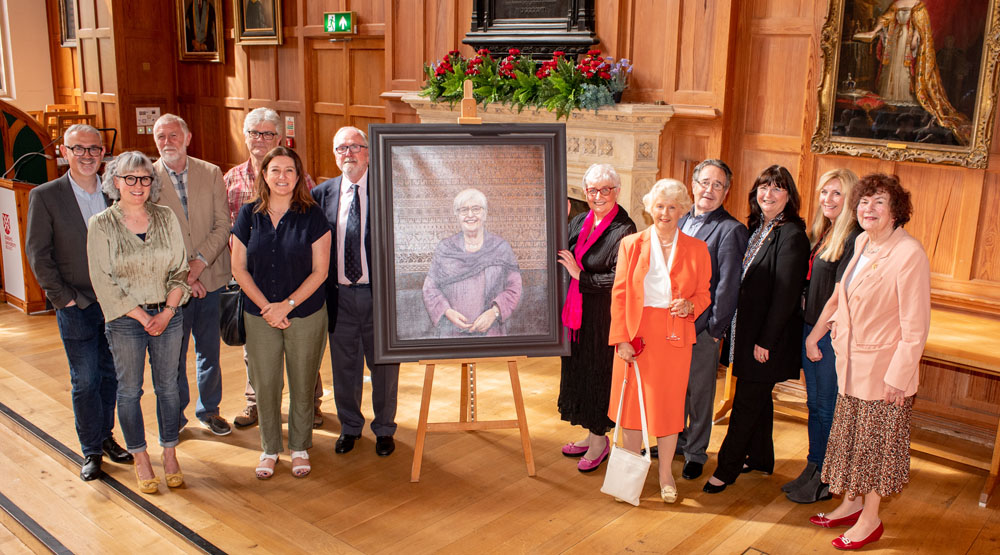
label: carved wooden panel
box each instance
[974,174,1000,281]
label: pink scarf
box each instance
[562,204,619,338]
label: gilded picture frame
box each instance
[812,0,1000,168]
[234,0,283,46]
[176,0,224,63]
[368,123,569,364]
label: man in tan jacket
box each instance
[153,114,232,436]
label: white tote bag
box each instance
[600,360,651,506]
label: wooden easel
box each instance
[408,80,536,482]
[410,357,535,482]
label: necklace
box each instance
[863,242,881,256]
[660,241,674,248]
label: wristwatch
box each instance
[492,305,501,318]
[165,305,178,315]
[287,298,296,308]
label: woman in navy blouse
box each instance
[231,146,331,479]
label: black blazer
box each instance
[678,207,749,339]
[25,174,110,310]
[311,174,372,329]
[567,206,637,294]
[732,220,810,383]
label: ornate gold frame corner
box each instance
[811,0,1000,168]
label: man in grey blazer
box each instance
[25,124,133,481]
[152,114,232,436]
[675,159,749,480]
[312,126,400,457]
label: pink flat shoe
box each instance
[561,442,589,457]
[577,437,610,473]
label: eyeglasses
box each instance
[757,184,787,194]
[585,186,617,197]
[116,174,153,187]
[696,179,726,191]
[335,144,368,154]
[65,145,103,156]
[247,130,279,140]
[457,206,484,216]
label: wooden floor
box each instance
[1,302,999,554]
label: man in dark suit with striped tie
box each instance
[311,126,399,457]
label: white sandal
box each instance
[256,453,278,480]
[291,450,311,478]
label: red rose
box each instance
[599,71,611,79]
[588,49,601,56]
[448,50,459,56]
[509,48,521,56]
[553,50,564,57]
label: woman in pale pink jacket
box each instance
[803,173,930,550]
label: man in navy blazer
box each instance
[25,124,133,481]
[674,159,749,480]
[311,126,399,457]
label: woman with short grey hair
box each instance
[556,163,635,473]
[88,150,191,494]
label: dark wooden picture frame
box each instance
[369,123,569,364]
[176,0,224,63]
[812,0,1000,167]
[234,0,283,46]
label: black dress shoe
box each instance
[702,478,727,494]
[682,461,704,480]
[102,437,134,464]
[335,433,360,454]
[80,454,103,481]
[375,436,395,457]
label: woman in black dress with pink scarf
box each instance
[556,164,636,473]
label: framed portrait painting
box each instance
[811,0,1000,167]
[369,123,569,364]
[234,0,283,45]
[176,0,224,63]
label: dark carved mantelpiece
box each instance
[463,0,598,59]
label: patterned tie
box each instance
[344,183,363,283]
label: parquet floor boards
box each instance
[2,303,1000,554]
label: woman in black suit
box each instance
[704,165,810,493]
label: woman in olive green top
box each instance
[87,151,191,494]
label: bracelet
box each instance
[165,305,178,315]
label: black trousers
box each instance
[712,378,777,484]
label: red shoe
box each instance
[809,508,863,528]
[832,522,883,550]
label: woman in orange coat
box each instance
[608,179,711,504]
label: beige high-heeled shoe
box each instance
[134,464,160,494]
[162,455,184,488]
[660,484,678,504]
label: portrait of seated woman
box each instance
[422,188,523,337]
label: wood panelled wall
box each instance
[46,0,1000,314]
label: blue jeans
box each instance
[105,308,184,453]
[56,303,118,457]
[176,287,223,426]
[801,323,839,469]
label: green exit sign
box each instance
[324,11,355,34]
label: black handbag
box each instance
[219,279,246,346]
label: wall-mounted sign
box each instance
[324,11,355,34]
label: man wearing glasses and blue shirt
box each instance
[673,159,748,480]
[26,124,134,481]
[312,126,400,457]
